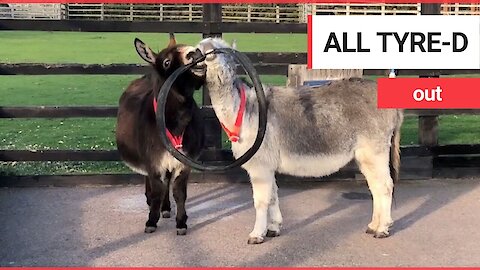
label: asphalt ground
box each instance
[1,178,480,266]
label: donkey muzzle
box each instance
[187,48,207,75]
[187,48,205,63]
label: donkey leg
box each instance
[145,172,168,233]
[160,171,172,218]
[145,176,152,207]
[173,169,190,236]
[247,169,274,244]
[355,146,394,238]
[266,180,283,237]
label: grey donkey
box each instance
[195,37,404,244]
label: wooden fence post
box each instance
[159,5,163,21]
[418,3,441,147]
[248,5,251,22]
[202,3,222,106]
[61,4,68,19]
[418,73,440,147]
[276,5,280,23]
[418,110,439,146]
[202,4,222,37]
[129,4,133,21]
[421,3,441,15]
[202,4,223,150]
[189,4,192,21]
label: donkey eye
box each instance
[163,59,171,69]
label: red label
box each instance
[377,78,480,109]
[307,14,312,70]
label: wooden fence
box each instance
[0,4,63,19]
[66,3,204,21]
[1,3,480,186]
[2,3,480,23]
[311,3,421,15]
[1,3,304,22]
[442,3,480,15]
[66,4,303,23]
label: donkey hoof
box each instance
[176,228,187,235]
[161,211,171,218]
[144,226,157,233]
[373,231,390,238]
[266,230,280,237]
[247,237,264,245]
[365,227,376,234]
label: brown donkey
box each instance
[116,34,205,235]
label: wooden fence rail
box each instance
[3,145,480,162]
[0,63,289,76]
[3,3,480,25]
[1,144,480,187]
[2,63,480,76]
[1,106,480,119]
[0,19,307,33]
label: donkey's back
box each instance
[260,78,401,176]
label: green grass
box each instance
[0,75,287,106]
[438,115,480,144]
[0,31,306,64]
[0,31,479,175]
[0,161,129,176]
[1,118,116,150]
[0,75,135,106]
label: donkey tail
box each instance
[389,110,403,184]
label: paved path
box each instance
[1,179,480,266]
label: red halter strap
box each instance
[220,83,246,143]
[153,98,183,150]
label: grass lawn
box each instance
[0,31,479,175]
[1,31,306,64]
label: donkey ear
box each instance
[134,38,156,65]
[168,33,176,48]
[231,39,237,50]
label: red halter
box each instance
[220,84,246,143]
[153,98,183,150]
[153,83,246,147]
